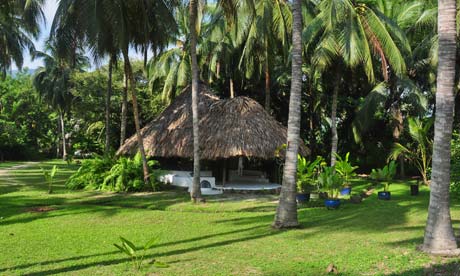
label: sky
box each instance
[14,0,146,71]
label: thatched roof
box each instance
[117,84,308,160]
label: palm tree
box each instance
[148,4,192,104]
[272,0,302,229]
[33,42,89,160]
[421,0,458,255]
[236,0,291,111]
[0,0,45,76]
[189,0,203,202]
[303,0,409,165]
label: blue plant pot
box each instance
[378,191,391,200]
[324,199,341,209]
[296,193,310,203]
[340,187,352,196]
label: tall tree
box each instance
[33,42,89,160]
[189,0,203,202]
[272,0,302,229]
[421,0,459,254]
[304,0,409,165]
[0,0,45,76]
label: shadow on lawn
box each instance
[1,224,277,275]
[388,261,460,276]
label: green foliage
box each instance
[113,236,168,271]
[297,155,324,193]
[334,152,359,186]
[102,153,161,192]
[66,156,114,190]
[66,153,162,192]
[389,118,433,184]
[318,166,343,199]
[370,161,397,191]
[41,165,58,194]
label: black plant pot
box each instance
[410,185,419,196]
[378,191,391,200]
[296,193,310,204]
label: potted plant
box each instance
[296,155,323,203]
[334,152,359,196]
[318,166,343,209]
[370,161,397,200]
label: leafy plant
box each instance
[113,236,168,271]
[318,167,343,199]
[334,152,359,186]
[297,155,324,193]
[389,118,433,184]
[41,165,58,194]
[370,161,397,192]
[102,153,160,192]
[66,155,114,190]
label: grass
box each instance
[1,160,460,275]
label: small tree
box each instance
[389,118,432,184]
[41,165,58,194]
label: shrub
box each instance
[66,153,162,192]
[66,155,114,190]
[101,153,161,192]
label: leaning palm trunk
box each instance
[273,0,302,229]
[59,111,67,161]
[422,0,458,255]
[120,72,128,148]
[122,51,150,184]
[330,77,339,166]
[105,57,113,154]
[189,0,203,202]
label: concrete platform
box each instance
[216,183,281,191]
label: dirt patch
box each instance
[26,206,57,213]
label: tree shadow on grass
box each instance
[3,223,278,275]
[388,261,460,276]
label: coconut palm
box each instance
[33,42,89,160]
[303,0,409,165]
[421,0,458,255]
[236,0,292,111]
[189,0,204,202]
[272,0,302,229]
[0,0,45,76]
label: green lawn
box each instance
[1,161,459,275]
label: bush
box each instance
[66,153,162,192]
[66,155,114,190]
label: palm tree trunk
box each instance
[273,0,302,229]
[330,77,339,166]
[189,0,203,203]
[120,72,128,147]
[422,0,458,255]
[123,51,150,184]
[105,57,113,154]
[264,50,271,112]
[59,111,67,161]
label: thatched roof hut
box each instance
[117,85,307,160]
